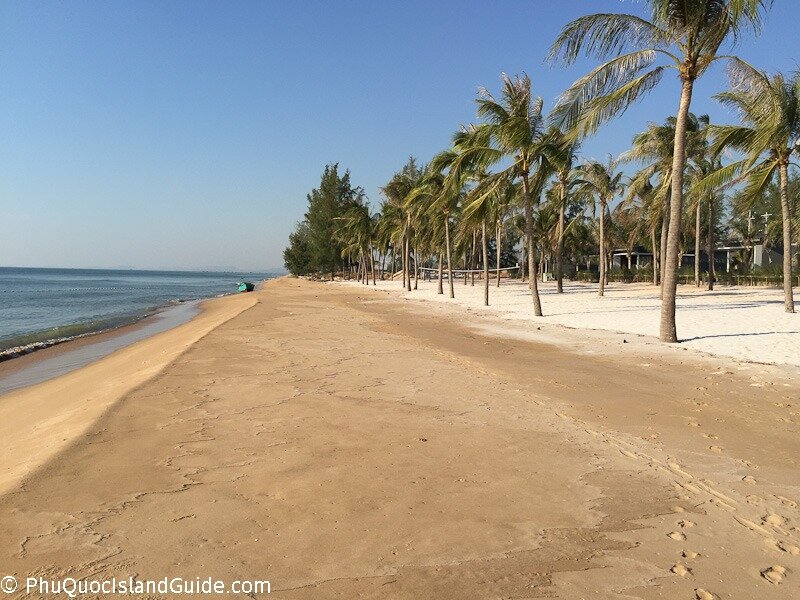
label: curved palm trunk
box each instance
[660,79,694,343]
[445,216,455,298]
[437,251,444,294]
[482,220,489,306]
[401,232,407,288]
[556,191,566,293]
[779,162,796,312]
[659,199,669,295]
[651,227,659,285]
[521,175,543,316]
[707,197,715,292]
[598,198,606,297]
[471,230,477,286]
[496,221,502,288]
[413,246,419,290]
[370,248,376,285]
[694,201,701,287]
[406,234,412,293]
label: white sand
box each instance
[341,277,800,367]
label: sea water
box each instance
[0,267,271,357]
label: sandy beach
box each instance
[1,277,798,598]
[343,278,800,368]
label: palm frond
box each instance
[548,13,667,64]
[551,51,665,137]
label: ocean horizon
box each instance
[0,266,275,358]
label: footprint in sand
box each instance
[695,589,718,600]
[761,565,786,584]
[668,531,687,541]
[671,564,691,576]
[778,542,800,555]
[764,514,785,527]
[776,495,798,508]
[682,550,699,559]
[742,475,757,485]
[678,520,696,528]
[708,445,723,453]
[746,495,763,505]
[688,422,701,427]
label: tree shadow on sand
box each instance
[682,330,800,342]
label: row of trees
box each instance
[285,0,798,343]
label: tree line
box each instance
[286,0,798,343]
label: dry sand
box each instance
[346,278,800,367]
[0,277,798,598]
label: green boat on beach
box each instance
[237,282,255,293]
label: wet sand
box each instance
[0,277,798,598]
[0,301,204,395]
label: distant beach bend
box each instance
[1,277,798,599]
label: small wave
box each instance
[0,333,99,361]
[0,315,149,362]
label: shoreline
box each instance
[0,294,238,364]
[0,303,188,388]
[0,286,260,496]
[0,279,273,394]
[0,301,206,396]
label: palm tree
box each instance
[542,129,581,293]
[381,157,422,291]
[704,65,799,312]
[686,136,723,290]
[550,0,771,341]
[492,179,517,288]
[622,173,661,284]
[461,177,499,306]
[335,199,376,285]
[429,148,471,299]
[375,200,405,281]
[573,158,625,297]
[621,119,674,289]
[620,115,707,293]
[445,74,550,315]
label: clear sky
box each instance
[2,1,798,271]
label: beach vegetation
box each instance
[283,0,797,344]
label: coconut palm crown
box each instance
[703,64,800,312]
[443,74,552,315]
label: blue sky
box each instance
[1,1,798,271]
